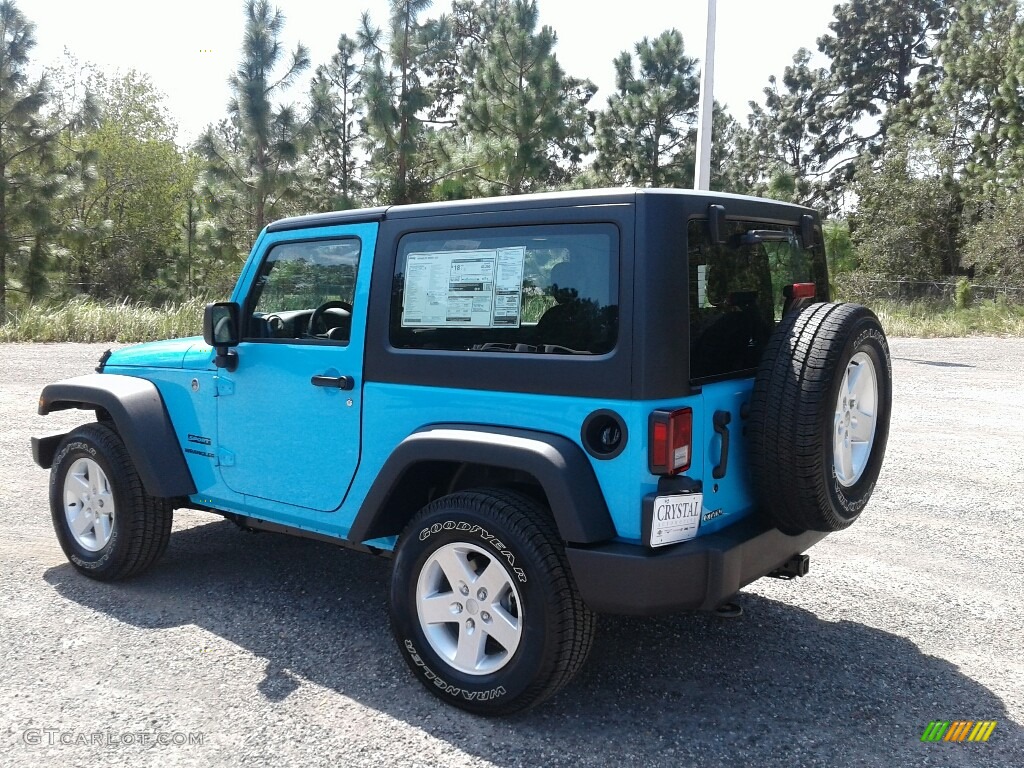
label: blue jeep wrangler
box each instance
[33,189,891,714]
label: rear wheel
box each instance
[749,302,892,533]
[49,423,173,580]
[389,488,595,715]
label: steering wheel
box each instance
[307,300,353,337]
[264,314,286,337]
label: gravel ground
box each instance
[1,339,1022,767]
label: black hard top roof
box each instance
[265,188,816,234]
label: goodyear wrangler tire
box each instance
[49,423,173,581]
[748,302,892,534]
[389,488,596,715]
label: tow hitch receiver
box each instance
[768,554,810,580]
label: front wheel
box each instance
[389,489,595,715]
[49,423,173,581]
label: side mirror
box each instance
[203,302,240,371]
[708,204,726,244]
[800,214,816,250]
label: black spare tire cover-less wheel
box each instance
[389,488,596,715]
[49,422,173,581]
[749,302,892,534]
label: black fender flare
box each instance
[348,424,616,545]
[35,374,197,498]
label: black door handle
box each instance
[712,410,731,480]
[311,375,354,390]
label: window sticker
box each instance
[697,264,708,307]
[493,248,526,326]
[402,247,526,328]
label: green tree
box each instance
[457,0,594,194]
[709,106,746,193]
[195,116,252,269]
[815,0,948,168]
[593,29,699,187]
[62,72,193,301]
[738,0,949,211]
[198,0,310,242]
[425,0,490,124]
[0,0,60,317]
[962,188,1024,286]
[931,0,1024,202]
[823,219,857,275]
[171,153,207,298]
[39,53,102,301]
[739,49,832,206]
[308,33,363,210]
[850,132,957,281]
[358,0,449,204]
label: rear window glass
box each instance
[688,218,826,381]
[391,224,619,355]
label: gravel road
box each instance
[1,339,1022,767]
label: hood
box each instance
[104,337,213,370]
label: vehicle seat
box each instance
[535,258,609,351]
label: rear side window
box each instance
[390,224,619,355]
[688,219,825,381]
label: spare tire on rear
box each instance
[748,302,892,534]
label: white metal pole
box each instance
[694,0,717,190]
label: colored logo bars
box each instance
[921,721,997,742]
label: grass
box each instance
[0,297,204,343]
[866,299,1024,338]
[2,296,1024,343]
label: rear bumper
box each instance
[566,518,828,615]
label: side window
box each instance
[390,224,619,355]
[688,219,822,381]
[246,238,361,343]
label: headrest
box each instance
[549,258,608,305]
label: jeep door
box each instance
[214,222,377,512]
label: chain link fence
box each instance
[833,273,1024,304]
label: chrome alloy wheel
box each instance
[833,351,879,487]
[63,457,116,552]
[416,541,523,676]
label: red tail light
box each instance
[791,282,816,299]
[649,408,692,475]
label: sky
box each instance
[27,0,838,143]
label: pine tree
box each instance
[357,0,442,204]
[593,29,699,188]
[308,34,363,210]
[198,0,310,242]
[41,53,103,301]
[815,0,948,165]
[939,0,1024,282]
[739,49,832,206]
[459,0,594,194]
[427,0,490,125]
[933,0,1024,200]
[0,0,59,317]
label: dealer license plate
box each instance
[650,493,703,547]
